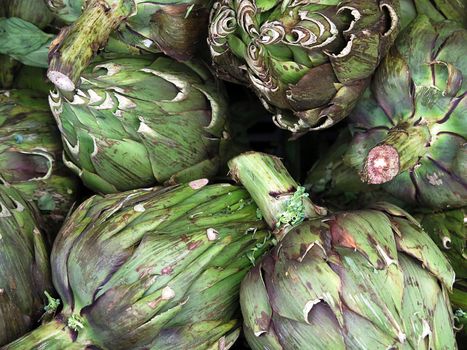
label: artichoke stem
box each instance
[2,319,82,349]
[361,123,431,184]
[47,0,133,91]
[228,152,326,239]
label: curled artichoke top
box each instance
[208,0,400,133]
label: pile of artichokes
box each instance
[0,0,465,349]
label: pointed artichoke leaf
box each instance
[343,309,403,349]
[370,201,420,228]
[90,136,155,191]
[330,31,380,83]
[331,210,398,269]
[338,251,405,342]
[372,52,413,125]
[168,267,245,326]
[272,303,346,350]
[434,25,467,93]
[240,262,274,337]
[271,242,343,326]
[398,255,455,349]
[398,16,437,88]
[432,287,458,350]
[393,217,455,289]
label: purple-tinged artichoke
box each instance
[4,180,272,349]
[229,152,457,350]
[208,0,400,133]
[306,16,466,210]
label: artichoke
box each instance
[0,185,53,346]
[229,152,457,350]
[5,179,272,349]
[49,55,228,194]
[46,0,214,91]
[306,16,466,210]
[208,0,400,133]
[0,90,79,234]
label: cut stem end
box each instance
[362,145,400,184]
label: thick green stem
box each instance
[2,318,85,350]
[47,0,134,91]
[361,123,431,184]
[228,152,326,239]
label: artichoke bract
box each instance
[49,56,228,194]
[399,0,466,29]
[208,0,400,133]
[306,16,466,210]
[417,208,466,280]
[4,180,272,349]
[0,90,79,234]
[229,152,457,350]
[0,185,53,346]
[46,0,214,91]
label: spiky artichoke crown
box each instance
[0,90,78,233]
[229,152,456,350]
[208,0,400,133]
[306,16,466,210]
[0,185,52,346]
[5,181,272,349]
[49,56,229,194]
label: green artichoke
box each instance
[229,152,457,350]
[208,0,400,133]
[49,56,228,194]
[4,180,272,349]
[306,16,466,210]
[46,0,214,91]
[0,185,53,346]
[0,90,79,234]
